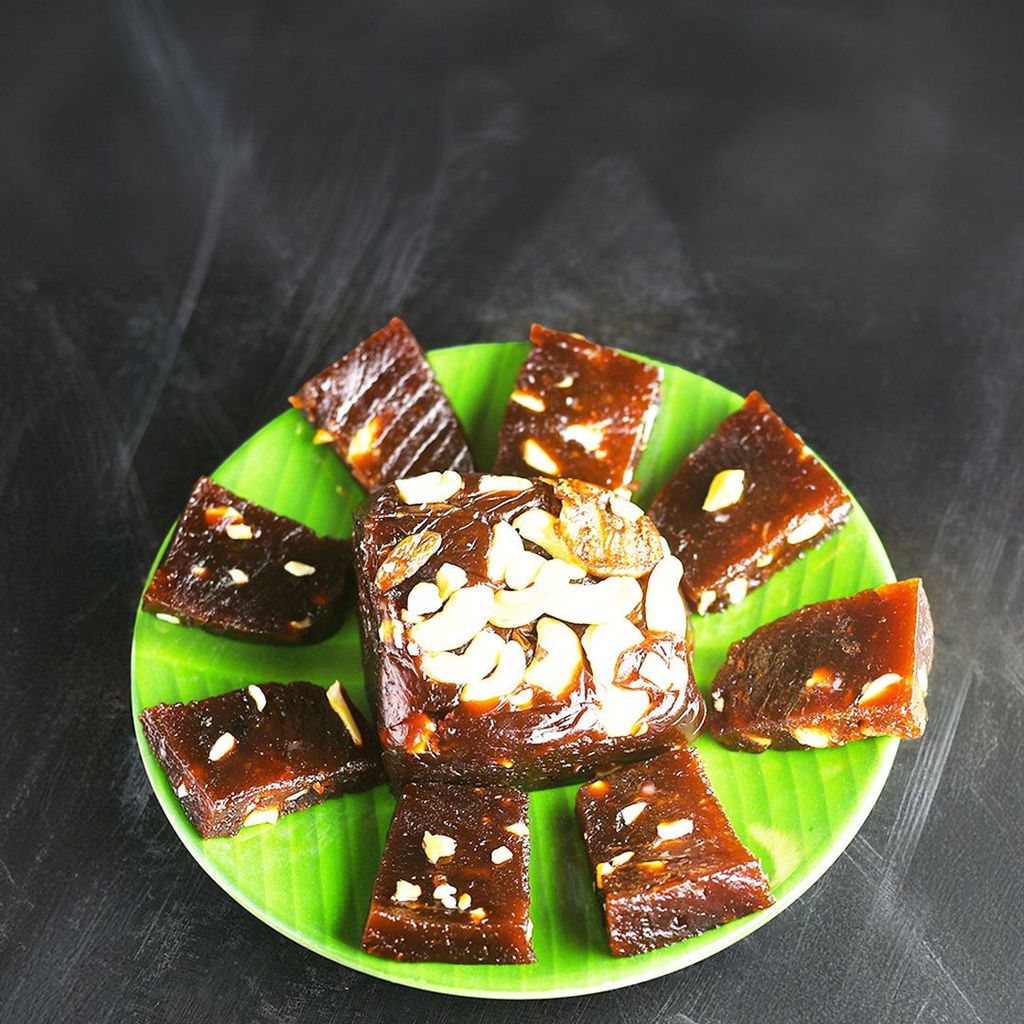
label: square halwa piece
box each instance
[143,477,350,644]
[289,317,473,491]
[362,783,534,964]
[140,681,379,838]
[649,391,852,615]
[708,578,933,752]
[353,470,704,789]
[576,746,773,957]
[493,324,662,491]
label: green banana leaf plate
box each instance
[131,341,898,998]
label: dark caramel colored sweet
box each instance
[362,783,533,964]
[142,477,349,644]
[649,391,851,615]
[576,746,773,956]
[140,681,379,839]
[353,471,704,790]
[289,317,474,491]
[493,324,662,491]
[708,578,933,752]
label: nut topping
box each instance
[175,783,189,797]
[460,641,527,703]
[581,619,645,688]
[457,892,472,911]
[477,475,532,493]
[724,578,748,605]
[596,683,650,738]
[407,581,443,617]
[247,684,267,712]
[225,522,254,541]
[563,422,605,452]
[702,468,746,512]
[392,880,421,903]
[433,883,458,909]
[786,514,826,545]
[520,438,560,475]
[610,851,635,866]
[618,802,647,827]
[422,831,457,864]
[155,613,181,625]
[375,531,442,592]
[312,427,336,445]
[505,822,530,837]
[503,550,547,590]
[491,845,514,865]
[510,390,546,413]
[284,560,316,577]
[656,818,694,841]
[523,617,584,698]
[644,555,688,634]
[421,630,504,686]
[394,471,464,505]
[208,732,236,761]
[553,478,663,578]
[347,415,383,460]
[858,672,902,703]
[435,563,468,600]
[242,807,279,828]
[227,567,249,585]
[697,590,717,615]
[326,681,363,745]
[410,586,497,652]
[790,726,831,748]
[486,521,525,583]
[512,508,579,564]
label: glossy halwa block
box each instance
[493,324,662,491]
[353,471,704,789]
[139,681,379,839]
[576,746,773,957]
[142,477,349,644]
[649,391,851,615]
[362,783,533,964]
[708,578,933,752]
[289,317,473,491]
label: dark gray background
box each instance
[2,2,1021,1022]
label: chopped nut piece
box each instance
[554,375,574,388]
[644,555,688,634]
[702,468,746,512]
[523,616,584,698]
[374,530,442,592]
[712,692,725,713]
[421,631,504,686]
[755,552,774,568]
[242,807,279,828]
[155,612,181,625]
[563,422,605,452]
[697,590,717,615]
[521,438,560,475]
[422,831,458,864]
[618,801,647,827]
[284,560,316,577]
[227,567,249,586]
[477,475,532,493]
[724,577,748,605]
[407,581,443,616]
[433,883,458,909]
[247,684,267,712]
[395,471,464,505]
[393,880,422,903]
[434,563,468,599]
[347,416,383,460]
[656,818,694,841]
[858,672,903,704]
[208,732,236,761]
[410,586,496,652]
[190,564,208,578]
[485,521,524,583]
[285,788,309,802]
[225,522,254,541]
[469,907,488,922]
[786,514,827,545]
[175,783,189,797]
[790,726,831,748]
[505,822,530,838]
[326,681,364,746]
[512,508,578,564]
[289,617,312,630]
[457,892,472,911]
[510,390,546,413]
[312,428,336,445]
[491,845,514,865]
[610,851,635,867]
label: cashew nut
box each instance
[477,475,532,493]
[512,508,579,564]
[421,630,504,685]
[410,585,496,652]
[407,581,442,616]
[488,559,584,629]
[435,562,468,600]
[596,683,650,737]
[394,471,463,505]
[460,641,527,702]
[582,619,645,688]
[486,520,524,583]
[524,617,584,698]
[504,549,547,590]
[644,555,688,634]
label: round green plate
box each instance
[131,342,898,998]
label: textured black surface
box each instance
[2,3,1022,1022]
